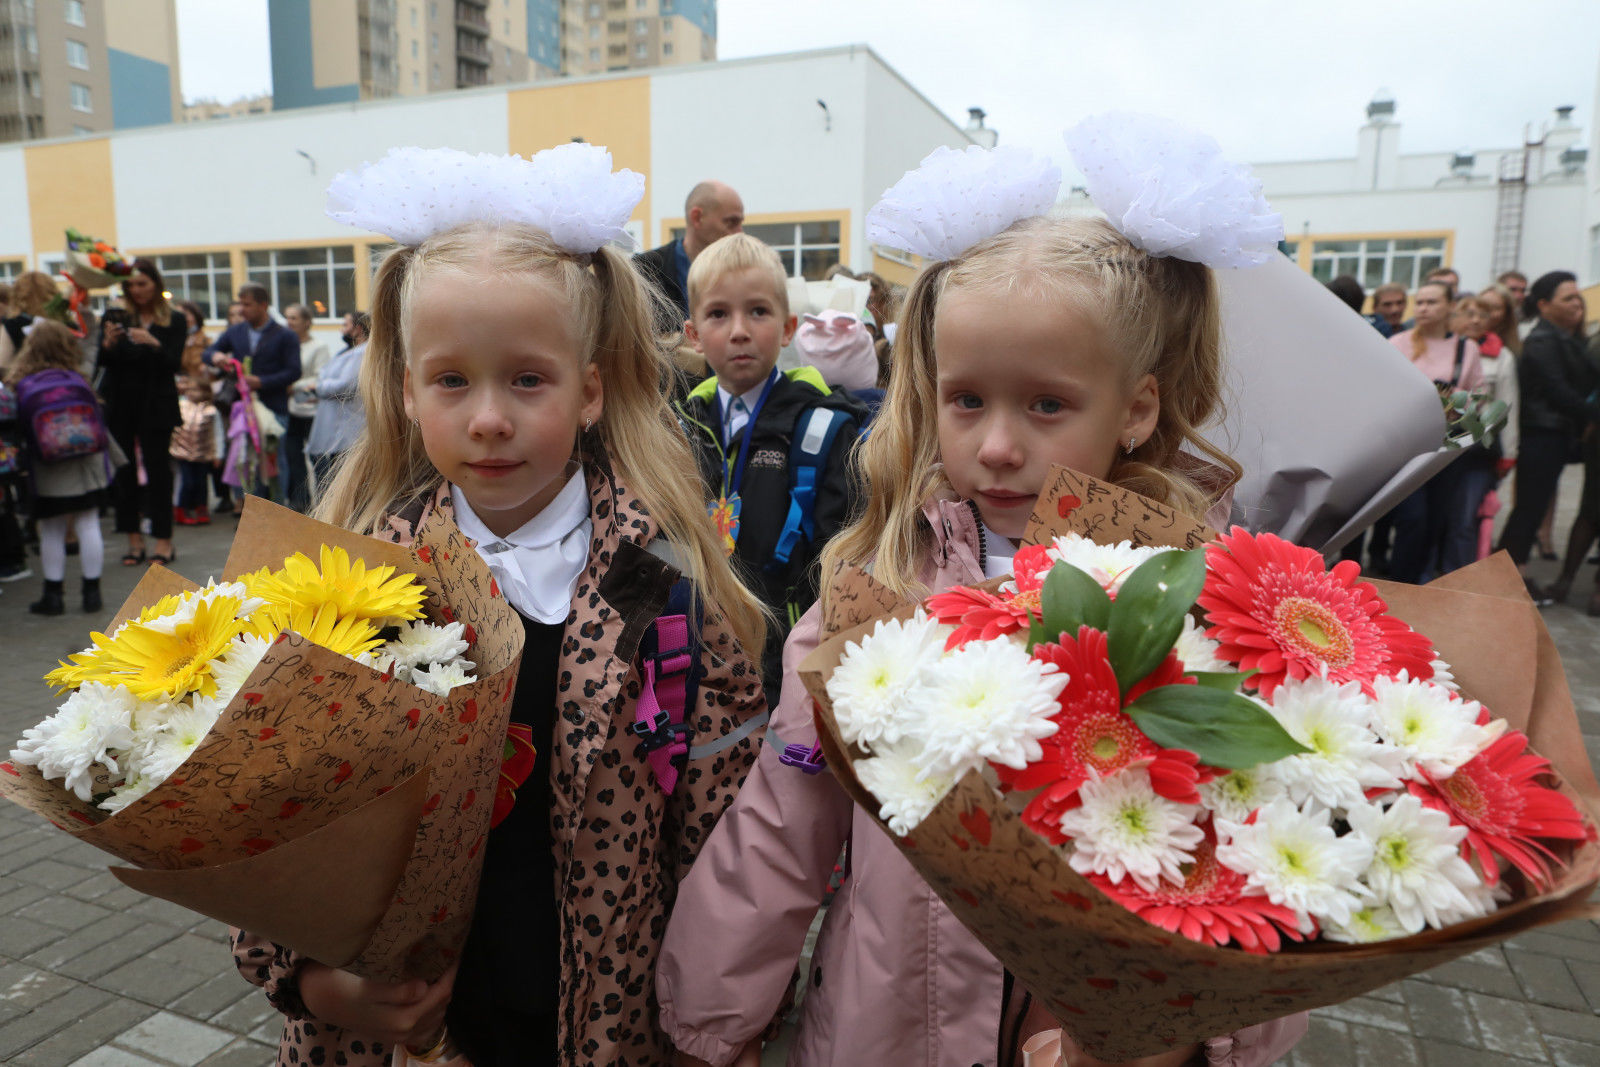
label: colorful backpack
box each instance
[0,383,19,475]
[15,368,108,464]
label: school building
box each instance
[0,45,977,324]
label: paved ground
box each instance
[0,473,1597,1066]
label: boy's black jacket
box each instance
[675,365,864,691]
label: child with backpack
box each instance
[674,234,866,700]
[169,374,224,525]
[230,144,770,1067]
[5,319,117,615]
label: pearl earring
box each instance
[1125,436,1138,454]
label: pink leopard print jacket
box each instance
[232,453,769,1066]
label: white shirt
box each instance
[981,521,1016,580]
[451,471,591,624]
[715,379,770,446]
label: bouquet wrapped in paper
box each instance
[799,467,1600,1060]
[0,497,523,982]
[62,227,133,290]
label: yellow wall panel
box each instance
[313,0,360,90]
[25,139,117,257]
[507,78,651,219]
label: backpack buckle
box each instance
[778,741,827,775]
[631,709,689,753]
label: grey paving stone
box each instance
[1350,1021,1421,1066]
[148,931,233,974]
[0,965,78,1011]
[196,1038,276,1067]
[21,913,141,971]
[1529,1003,1600,1042]
[126,893,212,930]
[1418,1040,1546,1067]
[166,972,254,1022]
[1509,929,1600,964]
[8,858,97,892]
[51,922,182,983]
[0,984,114,1059]
[1416,956,1528,999]
[114,1011,234,1063]
[1565,958,1600,1012]
[0,879,53,914]
[67,1049,166,1067]
[1465,992,1543,1057]
[207,993,276,1037]
[1506,948,1590,1011]
[14,893,114,932]
[97,956,215,1006]
[1290,1015,1350,1067]
[0,916,69,957]
[1400,979,1480,1045]
[7,997,156,1066]
[1315,993,1412,1033]
[1546,1034,1600,1067]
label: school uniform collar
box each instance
[715,377,772,441]
[451,469,591,624]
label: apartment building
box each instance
[270,0,715,109]
[0,0,182,143]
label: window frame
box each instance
[243,245,358,323]
[670,217,846,281]
[69,82,92,113]
[1306,234,1449,291]
[64,0,86,27]
[152,251,236,322]
[65,38,88,70]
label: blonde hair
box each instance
[10,271,58,317]
[821,214,1241,604]
[1478,282,1522,356]
[686,233,790,319]
[5,319,84,385]
[315,222,766,657]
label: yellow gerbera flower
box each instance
[261,601,385,658]
[252,546,427,626]
[46,595,248,701]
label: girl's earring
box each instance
[1125,436,1138,455]
[584,418,592,433]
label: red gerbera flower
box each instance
[1011,543,1055,593]
[995,626,1210,843]
[1408,729,1591,889]
[1087,824,1307,953]
[1197,527,1435,700]
[925,585,1041,650]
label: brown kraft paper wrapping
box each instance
[799,467,1600,1060]
[0,496,524,982]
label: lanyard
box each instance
[714,370,780,501]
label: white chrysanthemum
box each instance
[1427,657,1458,692]
[137,580,264,635]
[99,766,160,814]
[1346,794,1487,934]
[344,648,397,676]
[1321,904,1409,944]
[410,659,477,697]
[1045,534,1168,596]
[1174,613,1230,675]
[1369,673,1503,779]
[1199,764,1290,826]
[856,740,957,836]
[826,612,947,748]
[208,633,273,707]
[1265,676,1406,809]
[1059,769,1204,890]
[914,637,1064,776]
[127,696,223,788]
[10,682,140,801]
[385,620,471,672]
[1215,798,1374,927]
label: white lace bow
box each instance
[325,143,645,253]
[866,145,1062,262]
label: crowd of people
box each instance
[1327,263,1600,613]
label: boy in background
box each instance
[675,235,864,698]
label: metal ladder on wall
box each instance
[1491,137,1543,279]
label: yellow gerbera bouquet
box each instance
[0,498,524,984]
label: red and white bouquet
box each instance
[800,469,1600,1059]
[830,528,1589,954]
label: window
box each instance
[636,0,646,7]
[432,62,440,85]
[23,26,38,55]
[662,41,672,55]
[587,47,599,62]
[674,219,844,280]
[367,242,400,282]
[0,260,24,283]
[587,2,601,15]
[154,252,234,321]
[662,16,671,32]
[70,83,91,113]
[1589,225,1600,283]
[633,40,646,57]
[72,124,91,135]
[412,39,418,57]
[64,0,85,26]
[245,246,356,322]
[1280,239,1299,263]
[634,18,647,32]
[66,39,88,68]
[412,70,420,88]
[431,32,438,50]
[429,1,437,19]
[1308,235,1446,290]
[22,71,40,98]
[588,23,598,38]
[411,6,418,26]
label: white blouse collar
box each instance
[451,471,592,624]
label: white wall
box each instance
[0,152,31,258]
[109,91,512,249]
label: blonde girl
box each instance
[658,129,1305,1067]
[231,146,768,1067]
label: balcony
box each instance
[455,1,490,34]
[456,60,489,88]
[456,34,491,63]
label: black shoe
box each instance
[29,579,65,616]
[1522,577,1555,608]
[82,578,102,613]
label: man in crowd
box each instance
[1498,270,1528,311]
[1367,283,1407,338]
[205,284,301,497]
[1426,266,1460,295]
[635,180,745,324]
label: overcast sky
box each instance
[177,0,1600,165]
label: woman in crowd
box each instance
[100,258,186,566]
[305,311,368,498]
[1441,294,1517,573]
[282,303,332,513]
[1385,280,1483,583]
[1496,271,1598,602]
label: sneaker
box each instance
[1523,577,1555,608]
[0,563,31,582]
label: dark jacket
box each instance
[205,319,301,417]
[675,366,863,693]
[97,310,187,430]
[634,239,689,329]
[1517,318,1600,438]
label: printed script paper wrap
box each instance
[800,467,1600,1060]
[0,497,523,982]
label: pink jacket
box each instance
[658,497,1308,1067]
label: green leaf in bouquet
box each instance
[1026,613,1049,653]
[1040,561,1111,641]
[1124,684,1311,769]
[1187,669,1256,692]
[1106,548,1205,696]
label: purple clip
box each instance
[779,741,827,775]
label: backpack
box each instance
[0,383,18,476]
[15,368,108,464]
[768,405,854,576]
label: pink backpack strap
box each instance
[631,613,693,794]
